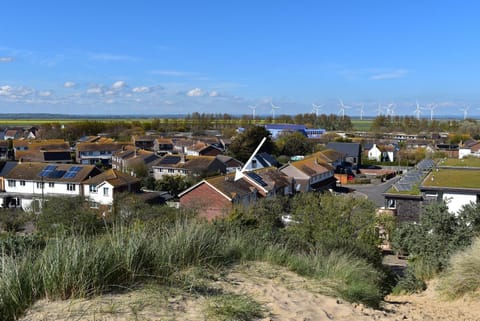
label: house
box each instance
[12,139,72,163]
[0,162,102,211]
[152,155,223,180]
[243,152,279,171]
[0,141,8,160]
[280,151,336,192]
[153,138,174,155]
[133,135,161,151]
[184,142,222,156]
[459,140,480,159]
[4,129,23,140]
[111,147,160,175]
[179,167,292,220]
[83,169,141,207]
[179,173,258,220]
[76,142,132,166]
[365,143,396,162]
[383,158,480,222]
[326,142,362,169]
[214,155,243,173]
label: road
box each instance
[348,175,402,207]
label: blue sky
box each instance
[0,1,479,117]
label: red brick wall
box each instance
[180,183,232,220]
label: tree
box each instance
[155,175,194,197]
[228,126,277,162]
[287,193,380,262]
[276,132,314,156]
[391,201,479,279]
[36,196,102,236]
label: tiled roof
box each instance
[291,152,333,176]
[5,162,100,183]
[245,167,291,191]
[178,156,215,171]
[76,142,131,152]
[205,173,256,200]
[83,169,140,187]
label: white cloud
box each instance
[64,81,76,88]
[209,91,219,97]
[0,85,12,96]
[112,80,127,89]
[0,56,14,63]
[132,86,151,93]
[105,99,115,104]
[370,69,409,80]
[87,87,103,95]
[105,90,115,96]
[187,88,204,97]
[39,91,52,97]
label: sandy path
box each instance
[19,263,480,321]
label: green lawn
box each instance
[351,119,373,131]
[423,169,480,188]
[440,158,480,168]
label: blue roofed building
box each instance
[263,124,325,139]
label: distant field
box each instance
[351,119,373,131]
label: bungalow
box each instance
[243,152,279,171]
[13,139,72,163]
[280,151,336,192]
[133,135,161,151]
[151,155,223,179]
[153,138,174,155]
[179,167,292,220]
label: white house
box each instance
[83,169,141,207]
[367,144,382,162]
[1,162,101,211]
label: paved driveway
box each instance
[348,176,401,207]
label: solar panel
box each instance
[48,170,66,179]
[63,166,83,179]
[160,156,181,165]
[246,172,268,187]
[38,165,57,177]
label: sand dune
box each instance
[19,263,480,321]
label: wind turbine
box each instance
[460,105,470,120]
[270,101,280,121]
[427,104,436,121]
[311,103,323,117]
[249,105,257,120]
[414,101,422,120]
[376,104,384,116]
[338,99,351,119]
[358,105,365,120]
[386,103,396,117]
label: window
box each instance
[158,168,163,172]
[168,169,174,173]
[36,182,44,189]
[252,159,257,168]
[386,199,396,209]
[89,185,97,193]
[19,180,25,186]
[67,184,76,191]
[103,187,109,196]
[7,180,16,187]
[89,200,99,208]
[49,182,55,188]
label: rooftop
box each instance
[439,158,480,168]
[422,169,480,189]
